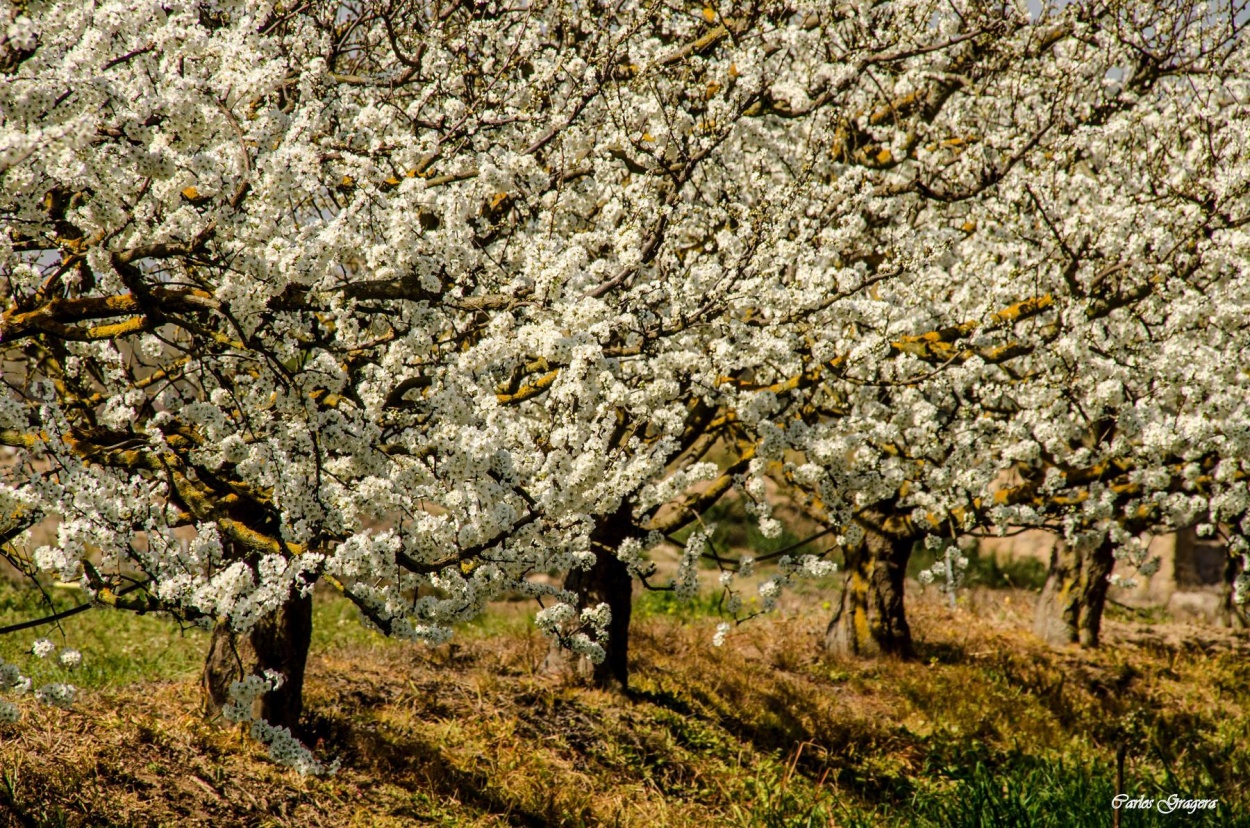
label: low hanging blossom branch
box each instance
[222,671,339,776]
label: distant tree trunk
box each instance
[202,591,314,732]
[547,505,635,690]
[1033,537,1114,647]
[825,526,915,658]
[1223,553,1249,629]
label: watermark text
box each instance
[1113,795,1219,815]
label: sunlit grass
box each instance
[0,582,207,690]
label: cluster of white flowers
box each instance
[33,682,76,708]
[0,657,32,712]
[221,673,277,725]
[778,555,838,581]
[673,529,709,601]
[222,671,338,776]
[1234,558,1250,607]
[917,540,970,608]
[248,718,337,777]
[534,600,611,663]
[0,639,87,722]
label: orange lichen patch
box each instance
[496,368,560,405]
[890,295,1054,361]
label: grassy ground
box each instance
[1,582,1249,827]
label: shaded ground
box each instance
[1,587,1249,827]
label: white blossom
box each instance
[34,683,76,708]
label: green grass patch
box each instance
[0,581,207,690]
[635,586,725,620]
[846,753,1248,827]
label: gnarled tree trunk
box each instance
[1033,537,1114,647]
[562,550,633,689]
[825,527,915,658]
[547,505,635,690]
[202,591,314,732]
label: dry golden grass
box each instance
[2,588,1249,827]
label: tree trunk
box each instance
[202,591,314,732]
[1033,537,1114,647]
[547,506,635,690]
[825,529,915,658]
[562,550,633,689]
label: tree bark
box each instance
[1033,537,1114,647]
[825,528,915,658]
[547,506,635,690]
[201,591,314,732]
[561,550,633,689]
